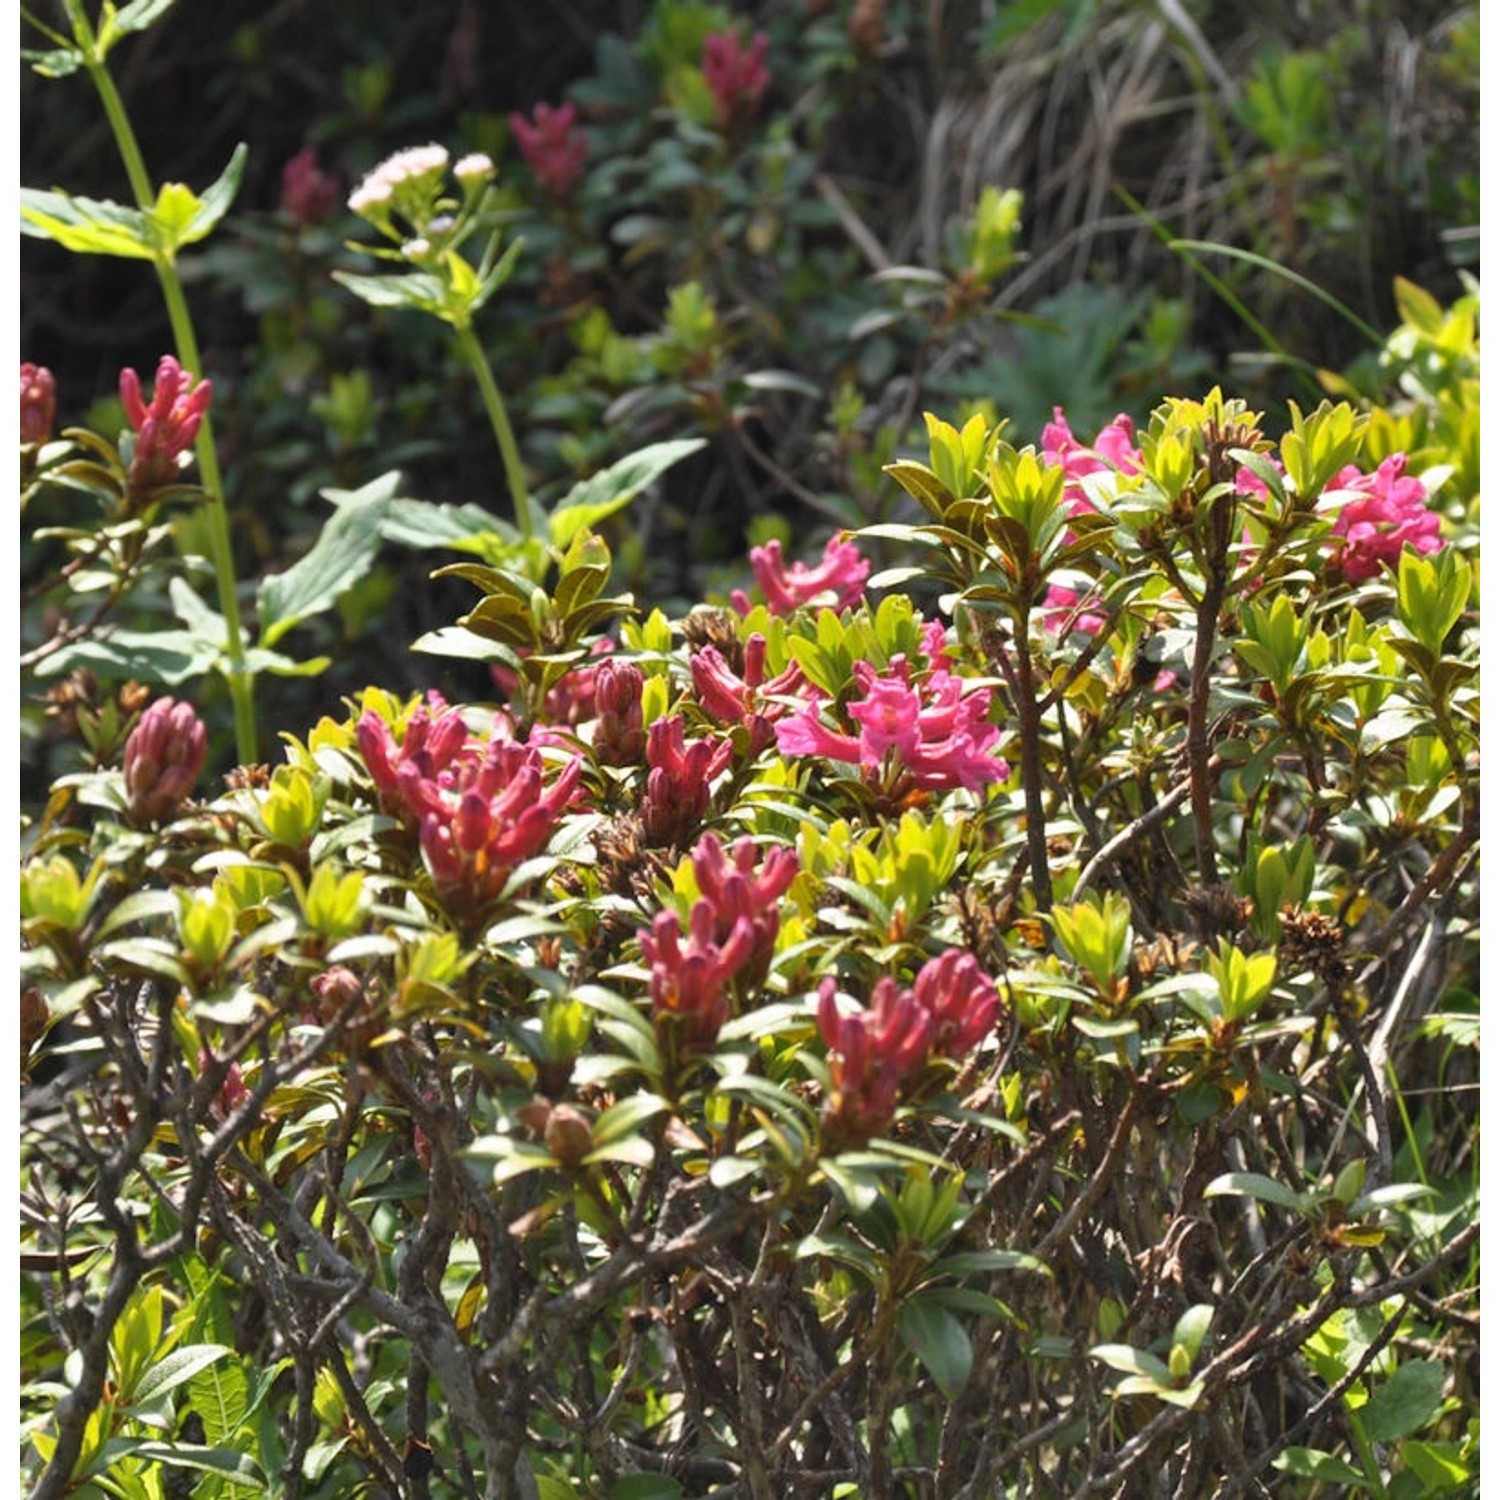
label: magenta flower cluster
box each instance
[124,697,208,825]
[639,833,799,1053]
[817,951,1000,1144]
[702,30,771,129]
[776,654,1009,795]
[691,633,809,755]
[640,716,734,847]
[1040,406,1141,517]
[20,362,56,446]
[119,355,212,495]
[357,704,582,919]
[281,146,341,226]
[731,533,870,617]
[510,102,588,196]
[1326,454,1444,582]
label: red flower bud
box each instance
[123,697,207,824]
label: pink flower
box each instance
[509,102,587,196]
[817,976,934,1146]
[775,655,1008,795]
[357,705,583,920]
[731,534,870,617]
[690,832,799,988]
[1042,583,1107,638]
[1325,454,1443,582]
[417,743,582,919]
[640,904,753,1054]
[690,633,808,753]
[357,702,472,825]
[281,146,341,225]
[640,716,735,847]
[702,29,771,129]
[119,355,212,495]
[638,836,795,1053]
[1040,407,1140,517]
[124,697,207,824]
[20,363,55,446]
[912,950,1000,1058]
[592,659,647,766]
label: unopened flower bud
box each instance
[20,363,56,446]
[123,697,207,824]
[543,1102,595,1165]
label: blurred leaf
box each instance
[898,1295,973,1397]
[1361,1360,1446,1443]
[257,472,398,648]
[549,438,705,549]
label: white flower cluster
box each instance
[348,143,451,217]
[454,152,496,185]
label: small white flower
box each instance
[426,215,457,237]
[402,237,432,261]
[381,143,450,184]
[454,152,495,184]
[348,177,393,215]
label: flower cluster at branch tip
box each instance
[702,29,771,128]
[592,659,647,766]
[119,355,212,495]
[640,716,735,847]
[818,951,1001,1145]
[1326,454,1444,582]
[348,143,450,224]
[124,697,207,825]
[509,103,588,196]
[776,654,1008,794]
[731,533,870,617]
[281,146,341,226]
[20,363,56,446]
[357,705,583,919]
[690,633,809,755]
[639,833,799,1052]
[1040,406,1141,516]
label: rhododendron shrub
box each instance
[21,359,1477,1496]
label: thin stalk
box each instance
[1185,581,1225,887]
[81,34,257,763]
[996,608,1053,913]
[454,323,536,542]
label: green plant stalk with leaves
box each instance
[23,0,257,763]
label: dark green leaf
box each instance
[898,1296,973,1397]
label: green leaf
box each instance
[333,268,450,316]
[1089,1343,1175,1384]
[1203,1171,1309,1214]
[548,438,705,549]
[1361,1360,1446,1443]
[180,142,248,244]
[132,1344,233,1404]
[257,472,397,647]
[898,1295,973,1397]
[609,1475,684,1500]
[131,1441,267,1489]
[23,46,84,78]
[378,497,511,552]
[19,188,155,259]
[114,0,180,35]
[588,1092,668,1149]
[1273,1447,1371,1486]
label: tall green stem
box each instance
[454,322,536,542]
[81,26,257,765]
